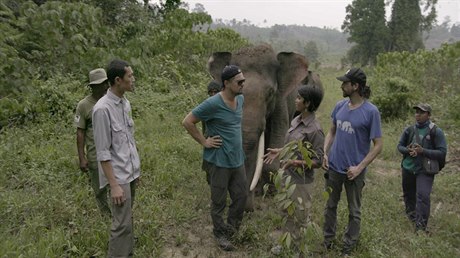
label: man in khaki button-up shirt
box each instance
[93,59,140,258]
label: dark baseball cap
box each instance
[221,65,242,83]
[413,103,432,113]
[337,68,366,84]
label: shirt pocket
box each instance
[127,118,135,135]
[112,123,126,148]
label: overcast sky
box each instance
[178,0,460,30]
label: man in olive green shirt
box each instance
[75,68,110,215]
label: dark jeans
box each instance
[208,163,248,238]
[402,169,434,230]
[323,169,365,248]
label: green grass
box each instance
[1,68,459,257]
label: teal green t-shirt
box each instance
[192,94,245,168]
[402,126,428,171]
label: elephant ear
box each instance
[207,52,232,81]
[276,52,309,97]
[266,52,309,153]
[303,70,324,94]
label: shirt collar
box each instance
[416,120,431,129]
[291,113,316,128]
[107,89,123,105]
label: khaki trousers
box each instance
[108,181,136,258]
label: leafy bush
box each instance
[371,42,460,123]
[0,1,249,129]
[0,75,85,128]
[16,1,113,78]
[372,77,413,120]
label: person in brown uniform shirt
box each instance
[75,68,110,215]
[264,83,325,252]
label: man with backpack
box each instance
[397,103,447,233]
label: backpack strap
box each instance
[429,122,437,147]
[414,126,421,145]
[406,125,415,146]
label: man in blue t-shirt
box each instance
[182,65,248,252]
[321,68,383,255]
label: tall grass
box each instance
[1,68,459,257]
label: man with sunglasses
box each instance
[183,65,248,251]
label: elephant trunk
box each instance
[250,131,265,191]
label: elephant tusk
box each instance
[250,131,265,191]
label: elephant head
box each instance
[207,44,317,211]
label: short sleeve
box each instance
[75,102,86,129]
[192,97,215,122]
[369,107,382,140]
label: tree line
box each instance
[341,0,458,66]
[196,0,459,68]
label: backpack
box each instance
[407,122,446,171]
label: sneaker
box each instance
[270,244,282,255]
[216,236,235,251]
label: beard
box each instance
[342,87,357,98]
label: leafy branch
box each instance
[263,139,322,254]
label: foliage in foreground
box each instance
[267,140,312,251]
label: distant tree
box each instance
[269,25,281,40]
[192,3,206,13]
[158,0,182,14]
[304,41,319,63]
[388,0,437,52]
[452,24,460,38]
[423,24,451,49]
[342,0,389,65]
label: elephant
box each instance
[207,44,322,211]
